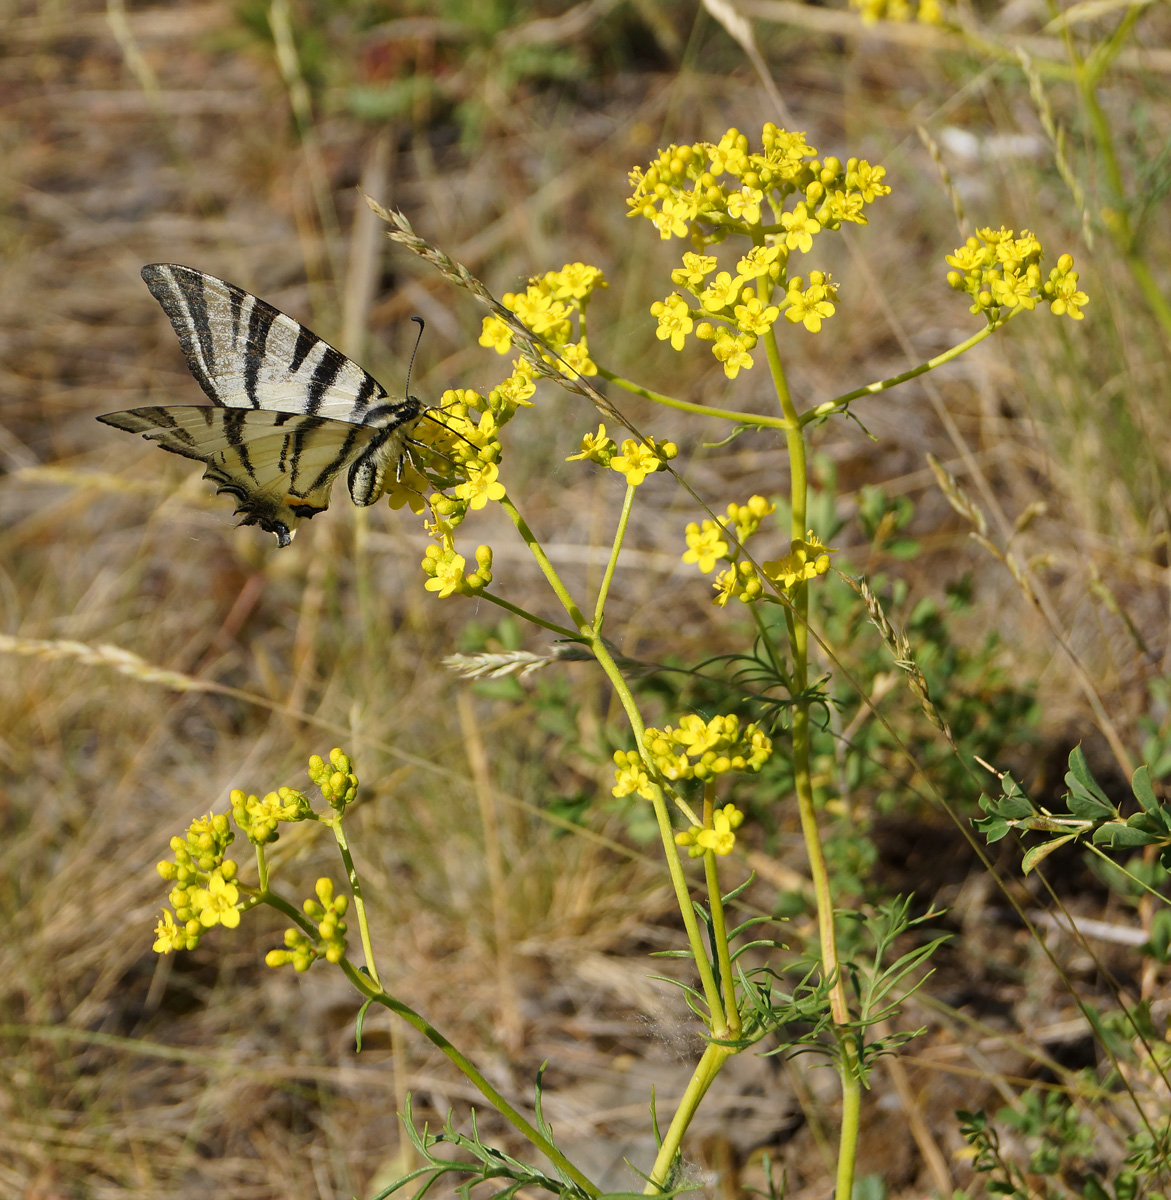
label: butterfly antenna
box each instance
[405,316,425,400]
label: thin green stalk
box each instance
[835,1052,863,1200]
[762,306,858,1197]
[595,482,635,630]
[328,815,382,989]
[588,637,727,1031]
[644,1042,733,1191]
[337,959,601,1197]
[800,322,1000,426]
[702,780,740,1037]
[474,590,580,639]
[596,365,794,431]
[498,494,590,633]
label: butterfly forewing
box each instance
[98,264,424,545]
[141,264,395,423]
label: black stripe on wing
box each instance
[140,264,400,423]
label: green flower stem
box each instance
[498,489,730,1160]
[589,636,728,1033]
[596,365,794,431]
[256,844,270,893]
[644,1041,733,1192]
[336,958,601,1198]
[703,781,741,1037]
[498,494,590,633]
[764,312,859,1198]
[835,1061,862,1200]
[474,590,580,639]
[594,482,635,630]
[326,814,382,989]
[799,322,999,425]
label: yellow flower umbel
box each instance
[479,262,606,379]
[265,877,349,972]
[946,229,1088,325]
[676,804,746,859]
[849,0,947,25]
[644,713,773,783]
[680,495,777,605]
[761,531,836,594]
[630,125,891,376]
[154,811,238,954]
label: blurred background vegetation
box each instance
[3,0,1171,1195]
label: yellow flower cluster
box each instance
[566,423,678,487]
[479,262,606,379]
[422,542,493,598]
[611,749,663,801]
[632,125,890,375]
[761,532,835,591]
[849,0,945,23]
[683,494,776,575]
[411,381,528,600]
[676,803,745,858]
[308,748,358,811]
[644,713,773,781]
[231,785,313,845]
[946,228,1088,323]
[266,878,349,972]
[708,527,835,608]
[154,811,239,953]
[152,750,364,956]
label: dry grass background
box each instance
[3,0,1171,1196]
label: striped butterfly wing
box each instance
[99,265,425,545]
[140,263,398,423]
[99,406,381,547]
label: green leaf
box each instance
[1132,764,1158,815]
[1092,821,1158,848]
[1022,833,1079,874]
[1065,746,1115,820]
[973,812,1010,843]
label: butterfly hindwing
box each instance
[98,264,425,545]
[98,406,382,547]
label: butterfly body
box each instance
[98,264,423,547]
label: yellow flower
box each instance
[781,202,821,253]
[491,368,537,410]
[547,262,607,299]
[672,252,718,290]
[784,278,836,332]
[612,750,660,800]
[1047,263,1088,320]
[990,266,1040,311]
[695,805,744,856]
[610,440,662,486]
[762,530,835,591]
[736,244,782,279]
[711,329,754,378]
[682,519,730,573]
[424,549,467,598]
[723,494,775,542]
[454,462,506,510]
[567,423,616,464]
[733,293,781,336]
[846,159,891,203]
[700,271,743,312]
[651,293,694,350]
[191,870,241,930]
[726,184,764,224]
[479,315,513,354]
[552,340,593,377]
[153,909,188,954]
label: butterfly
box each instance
[98,264,425,547]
